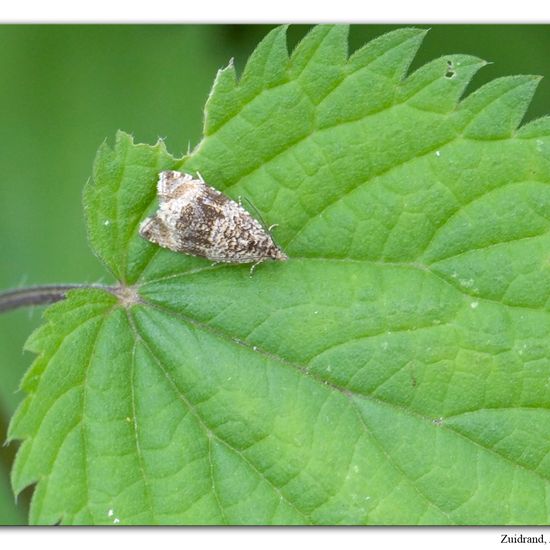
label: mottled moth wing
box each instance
[139,171,288,265]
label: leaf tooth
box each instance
[18,362,44,395]
[7,399,32,445]
[240,25,289,91]
[516,115,550,138]
[113,129,173,164]
[16,291,115,397]
[23,320,52,355]
[9,439,34,496]
[212,58,238,90]
[204,59,240,136]
[202,28,290,141]
[289,25,349,104]
[316,29,431,128]
[348,27,428,83]
[290,24,348,71]
[400,55,487,114]
[459,75,542,139]
[114,128,135,147]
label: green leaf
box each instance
[83,133,179,285]
[9,25,550,525]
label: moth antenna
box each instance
[196,171,205,183]
[241,196,269,231]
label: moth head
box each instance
[268,246,288,262]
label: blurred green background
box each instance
[0,24,549,524]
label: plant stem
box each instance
[0,284,115,314]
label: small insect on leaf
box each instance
[139,171,288,266]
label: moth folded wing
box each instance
[205,211,289,264]
[139,190,229,260]
[172,202,228,260]
[203,238,288,264]
[139,176,288,265]
[139,215,180,252]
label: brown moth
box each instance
[139,171,288,266]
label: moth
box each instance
[139,171,288,266]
